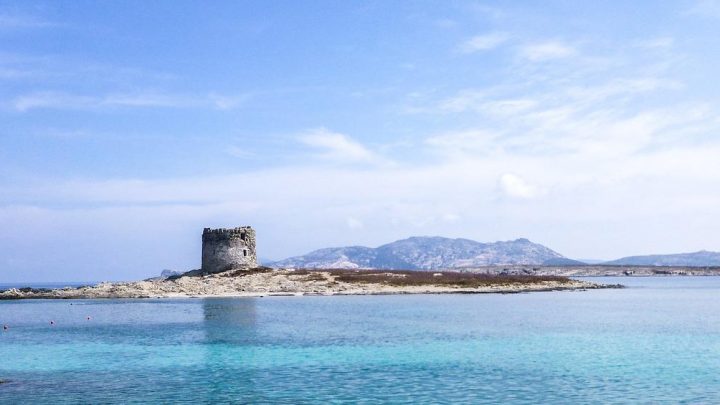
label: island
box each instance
[0,267,610,299]
[0,226,616,300]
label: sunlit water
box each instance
[1,277,720,403]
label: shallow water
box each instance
[1,277,720,403]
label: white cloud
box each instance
[564,78,677,104]
[458,32,509,53]
[442,213,461,222]
[346,217,364,229]
[519,41,575,61]
[6,130,720,277]
[299,128,381,163]
[499,174,539,199]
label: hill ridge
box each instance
[269,236,583,270]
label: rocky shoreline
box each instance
[460,265,720,276]
[0,268,616,300]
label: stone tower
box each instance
[201,227,257,273]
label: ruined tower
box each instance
[201,227,257,273]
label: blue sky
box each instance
[3,1,720,282]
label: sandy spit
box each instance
[0,270,613,300]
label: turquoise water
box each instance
[1,277,720,403]
[0,282,96,290]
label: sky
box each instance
[2,0,720,282]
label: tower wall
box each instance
[201,227,257,273]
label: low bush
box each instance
[293,269,569,287]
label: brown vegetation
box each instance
[293,269,569,287]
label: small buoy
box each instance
[50,320,55,325]
[86,316,91,320]
[2,325,8,331]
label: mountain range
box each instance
[268,236,720,269]
[269,236,583,270]
[604,251,720,266]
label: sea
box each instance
[0,282,96,290]
[1,277,720,403]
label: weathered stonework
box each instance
[202,227,257,273]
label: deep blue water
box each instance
[1,277,720,403]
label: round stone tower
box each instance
[201,227,257,273]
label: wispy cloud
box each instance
[458,32,509,53]
[0,67,35,79]
[226,145,256,158]
[12,92,95,112]
[0,13,57,30]
[634,37,675,50]
[434,18,459,29]
[299,128,383,164]
[0,52,180,86]
[519,41,575,61]
[438,91,538,115]
[425,130,500,155]
[9,91,250,112]
[685,0,720,18]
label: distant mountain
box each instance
[269,236,581,270]
[604,250,720,267]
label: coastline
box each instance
[0,268,616,300]
[459,265,720,277]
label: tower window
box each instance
[243,249,247,257]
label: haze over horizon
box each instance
[3,1,720,282]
